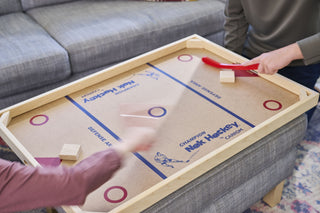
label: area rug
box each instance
[1,105,320,213]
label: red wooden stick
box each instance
[202,57,259,70]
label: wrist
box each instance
[288,43,304,61]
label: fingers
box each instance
[257,62,278,75]
[113,127,156,157]
[242,58,259,66]
[243,55,278,75]
[122,126,156,152]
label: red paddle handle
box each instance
[202,57,259,70]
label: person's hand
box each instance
[242,43,304,75]
[113,127,156,157]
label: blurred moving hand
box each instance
[114,127,157,157]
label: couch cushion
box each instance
[0,0,22,15]
[27,0,225,73]
[0,13,71,98]
[21,0,79,11]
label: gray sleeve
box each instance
[223,0,249,54]
[297,33,320,65]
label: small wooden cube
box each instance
[220,71,235,83]
[59,144,81,161]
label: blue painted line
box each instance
[133,153,167,179]
[65,95,167,179]
[147,63,255,128]
[65,96,120,140]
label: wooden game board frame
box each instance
[0,35,318,213]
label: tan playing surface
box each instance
[7,48,299,212]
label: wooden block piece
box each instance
[59,144,81,161]
[60,159,77,167]
[220,70,235,83]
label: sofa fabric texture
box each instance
[0,13,71,98]
[0,0,225,109]
[204,151,296,213]
[0,0,22,15]
[27,0,225,73]
[20,0,77,10]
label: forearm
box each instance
[0,148,121,213]
[0,125,155,213]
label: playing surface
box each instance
[7,48,299,211]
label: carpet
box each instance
[1,105,320,213]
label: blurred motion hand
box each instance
[114,127,156,157]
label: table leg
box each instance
[263,180,285,207]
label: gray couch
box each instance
[0,1,308,213]
[0,0,225,109]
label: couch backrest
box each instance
[0,0,22,16]
[21,0,79,11]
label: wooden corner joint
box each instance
[0,111,11,127]
[186,38,204,49]
[299,89,308,100]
